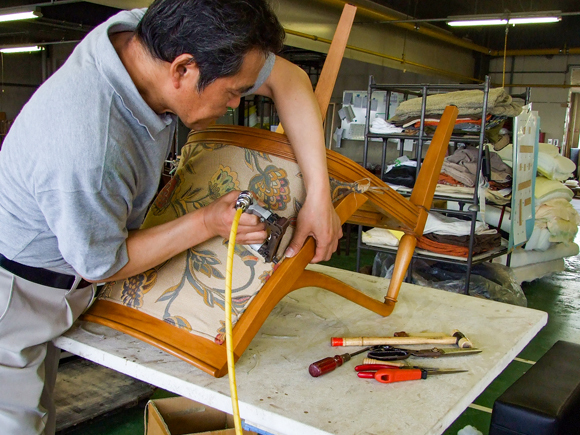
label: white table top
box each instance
[55,264,547,435]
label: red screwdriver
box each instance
[309,347,372,377]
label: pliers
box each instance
[366,345,481,361]
[355,363,467,384]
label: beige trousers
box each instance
[0,267,95,435]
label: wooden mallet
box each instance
[331,329,474,348]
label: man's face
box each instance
[176,49,266,130]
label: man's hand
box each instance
[284,194,342,263]
[201,190,267,245]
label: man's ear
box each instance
[170,53,199,89]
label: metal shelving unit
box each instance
[356,75,509,294]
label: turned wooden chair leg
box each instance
[290,270,395,316]
[384,234,417,306]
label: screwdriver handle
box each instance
[374,368,426,383]
[309,354,349,377]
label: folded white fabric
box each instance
[362,227,400,247]
[370,117,403,134]
[423,211,491,236]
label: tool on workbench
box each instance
[236,191,290,263]
[309,346,383,377]
[366,345,481,361]
[331,329,474,348]
[356,364,467,384]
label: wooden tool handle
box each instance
[363,358,406,367]
[332,337,458,346]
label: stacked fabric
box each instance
[381,155,418,188]
[362,212,501,259]
[490,142,580,282]
[387,87,523,142]
[497,143,576,182]
[494,143,579,251]
[417,211,501,258]
[435,146,512,205]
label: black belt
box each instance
[0,253,91,290]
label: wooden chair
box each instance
[82,5,458,377]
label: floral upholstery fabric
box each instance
[98,137,367,343]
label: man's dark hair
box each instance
[136,0,285,91]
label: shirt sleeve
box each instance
[244,52,276,96]
[36,185,131,281]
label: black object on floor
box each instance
[55,357,155,433]
[489,340,580,435]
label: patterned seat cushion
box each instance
[98,137,366,343]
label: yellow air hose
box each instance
[226,206,244,435]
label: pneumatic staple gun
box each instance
[235,191,291,264]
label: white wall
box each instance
[489,55,579,145]
[328,57,457,165]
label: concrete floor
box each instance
[56,203,580,435]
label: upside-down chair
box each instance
[82,4,458,377]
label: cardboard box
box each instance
[145,396,256,435]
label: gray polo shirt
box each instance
[0,9,274,280]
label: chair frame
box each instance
[82,4,458,377]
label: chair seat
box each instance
[97,139,366,344]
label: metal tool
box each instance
[235,191,290,263]
[309,347,375,377]
[366,345,481,361]
[357,365,467,384]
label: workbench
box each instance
[54,265,547,435]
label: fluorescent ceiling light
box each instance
[0,46,43,54]
[0,8,42,23]
[448,19,507,27]
[508,16,560,25]
[447,11,561,27]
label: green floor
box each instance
[57,233,580,435]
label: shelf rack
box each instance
[355,75,509,294]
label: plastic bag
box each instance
[372,252,527,307]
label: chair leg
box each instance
[290,270,394,316]
[384,234,417,306]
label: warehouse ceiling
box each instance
[370,0,580,52]
[0,0,579,54]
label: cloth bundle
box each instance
[389,87,523,122]
[417,231,502,257]
[532,198,580,246]
[417,212,500,257]
[497,143,576,182]
[434,146,512,205]
[441,146,512,188]
[362,227,402,248]
[534,176,574,205]
[369,117,403,134]
[423,211,493,236]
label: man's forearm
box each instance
[90,209,211,283]
[257,56,332,200]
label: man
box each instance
[0,0,342,433]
